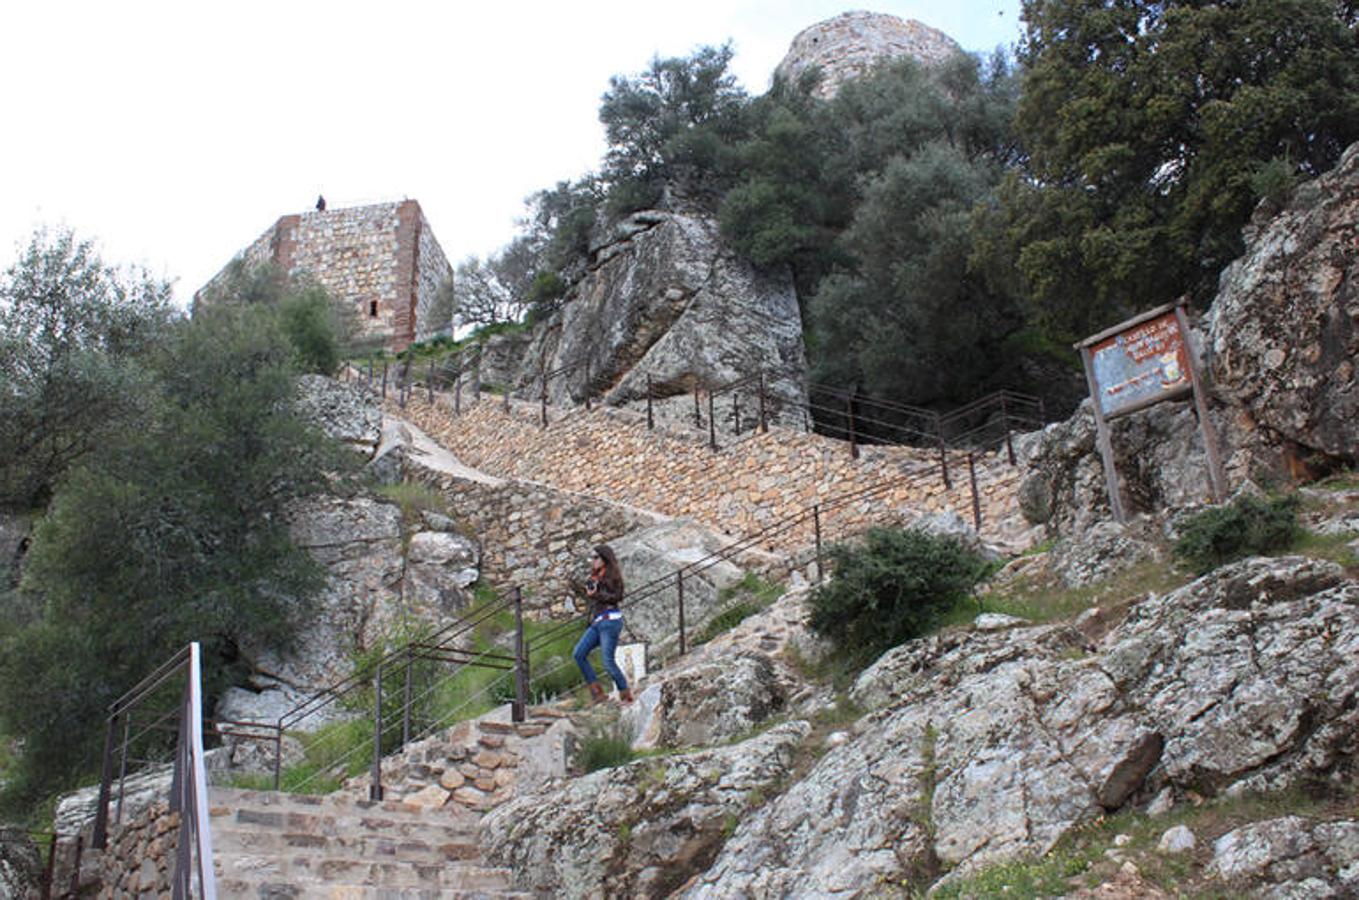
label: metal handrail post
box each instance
[813,504,824,584]
[454,373,462,416]
[186,643,217,900]
[272,719,284,791]
[708,392,717,451]
[733,394,741,435]
[92,714,118,849]
[758,372,768,433]
[585,360,592,411]
[381,361,389,399]
[115,712,132,824]
[540,365,548,428]
[427,361,435,403]
[513,587,528,723]
[67,835,83,899]
[968,452,982,532]
[1000,393,1016,465]
[693,383,702,428]
[40,832,57,900]
[676,572,686,656]
[402,646,413,747]
[370,663,384,801]
[846,388,859,459]
[646,375,654,429]
[936,412,951,489]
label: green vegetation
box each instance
[808,528,988,667]
[1173,494,1301,574]
[0,238,356,815]
[577,719,637,773]
[693,571,784,645]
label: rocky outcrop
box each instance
[629,652,787,751]
[294,374,382,456]
[1209,141,1359,464]
[684,556,1358,895]
[1209,816,1359,898]
[481,721,811,899]
[1015,394,1262,535]
[774,11,962,98]
[0,837,40,900]
[499,209,809,434]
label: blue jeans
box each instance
[574,617,628,691]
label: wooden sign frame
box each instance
[1075,302,1227,522]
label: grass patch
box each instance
[376,480,448,521]
[934,783,1352,898]
[577,720,636,773]
[1288,529,1359,568]
[692,572,785,646]
[965,560,1191,628]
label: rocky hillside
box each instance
[773,10,962,98]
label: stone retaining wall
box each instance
[395,391,1029,554]
[419,468,663,612]
[98,801,178,898]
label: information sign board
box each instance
[1089,309,1191,419]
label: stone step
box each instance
[211,805,480,850]
[212,856,517,891]
[211,826,483,864]
[216,878,531,899]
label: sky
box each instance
[0,1,1024,306]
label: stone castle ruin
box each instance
[197,199,453,351]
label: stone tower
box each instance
[197,199,453,351]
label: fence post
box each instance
[967,452,982,532]
[92,714,118,849]
[1000,393,1016,465]
[585,360,592,411]
[693,383,702,428]
[846,387,859,460]
[454,372,462,416]
[272,720,284,791]
[66,836,83,899]
[513,587,528,723]
[676,571,687,657]
[381,361,389,399]
[646,374,654,429]
[708,392,717,451]
[813,504,823,584]
[540,365,548,428]
[759,372,768,433]
[402,646,413,747]
[367,357,374,387]
[428,361,435,403]
[936,412,951,489]
[40,833,57,900]
[370,663,384,801]
[733,393,742,436]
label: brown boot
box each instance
[619,687,634,704]
[588,682,607,704]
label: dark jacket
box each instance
[587,577,623,621]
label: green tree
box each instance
[598,44,749,212]
[0,229,174,508]
[0,261,352,810]
[1004,0,1359,339]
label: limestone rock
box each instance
[774,11,962,99]
[1209,816,1359,897]
[908,509,1002,561]
[1049,520,1160,588]
[685,556,1358,895]
[626,652,786,750]
[1158,824,1197,854]
[405,529,480,612]
[1209,141,1359,463]
[505,210,809,435]
[293,373,381,455]
[0,834,40,900]
[481,721,811,899]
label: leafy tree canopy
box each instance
[1002,0,1359,338]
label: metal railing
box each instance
[92,642,216,900]
[0,829,82,899]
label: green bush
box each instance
[1173,494,1300,574]
[577,720,635,773]
[808,527,987,666]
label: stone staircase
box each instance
[208,788,529,898]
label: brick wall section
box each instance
[394,391,1030,556]
[419,469,662,612]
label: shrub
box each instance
[1173,494,1300,574]
[577,720,635,773]
[808,527,987,665]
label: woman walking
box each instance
[573,544,633,703]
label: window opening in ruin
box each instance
[369,300,378,317]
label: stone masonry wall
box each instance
[419,467,663,614]
[98,801,178,898]
[414,207,453,341]
[394,390,1030,556]
[196,201,453,351]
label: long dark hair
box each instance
[593,544,624,595]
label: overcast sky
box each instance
[1,1,1023,305]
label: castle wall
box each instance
[197,201,453,351]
